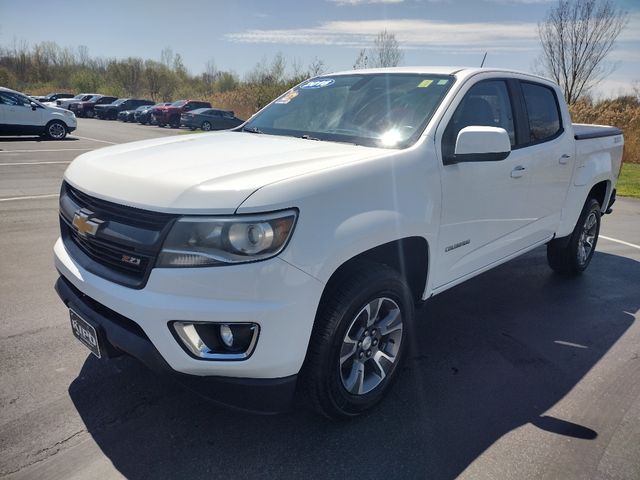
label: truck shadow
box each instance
[69,248,638,480]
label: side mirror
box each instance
[446,126,511,164]
[30,101,38,111]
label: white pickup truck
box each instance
[54,67,623,418]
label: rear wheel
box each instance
[303,261,413,419]
[201,121,212,131]
[86,109,94,118]
[547,197,601,275]
[45,120,67,140]
[169,115,180,128]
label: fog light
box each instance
[171,322,259,360]
[220,324,234,347]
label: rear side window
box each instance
[521,82,561,143]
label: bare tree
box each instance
[537,0,627,104]
[353,30,403,69]
[308,57,326,77]
[353,49,369,70]
[371,30,403,68]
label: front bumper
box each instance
[55,275,298,413]
[54,237,324,379]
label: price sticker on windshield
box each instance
[276,90,299,104]
[417,79,433,88]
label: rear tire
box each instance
[201,121,212,131]
[547,197,601,275]
[86,109,94,118]
[303,261,413,419]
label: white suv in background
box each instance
[0,87,77,140]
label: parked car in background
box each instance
[33,92,75,103]
[181,108,244,131]
[150,100,211,128]
[70,95,118,118]
[95,98,154,120]
[118,105,150,122]
[52,93,99,110]
[0,87,76,140]
[136,102,171,125]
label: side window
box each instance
[442,80,515,160]
[0,92,28,106]
[521,82,561,143]
[0,92,18,105]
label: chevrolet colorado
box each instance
[54,67,624,418]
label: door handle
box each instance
[511,165,526,178]
[559,154,571,165]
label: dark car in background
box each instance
[180,108,244,131]
[118,105,151,122]
[95,98,154,120]
[135,102,171,125]
[33,92,75,103]
[70,95,118,118]
[150,100,211,128]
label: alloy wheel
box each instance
[339,297,403,395]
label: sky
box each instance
[1,0,639,97]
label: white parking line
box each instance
[0,193,58,202]
[0,149,91,153]
[71,135,117,145]
[0,161,71,166]
[600,235,640,251]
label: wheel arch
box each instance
[319,237,430,306]
[587,180,611,212]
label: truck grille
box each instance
[59,182,177,289]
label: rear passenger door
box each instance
[517,81,574,237]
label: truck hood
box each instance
[64,131,387,214]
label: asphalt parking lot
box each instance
[1,119,639,480]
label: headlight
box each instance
[157,209,297,267]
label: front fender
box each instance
[236,145,440,289]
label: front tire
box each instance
[45,120,67,140]
[547,197,601,275]
[201,121,212,131]
[303,261,413,419]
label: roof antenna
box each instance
[480,52,487,68]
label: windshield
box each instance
[243,73,454,148]
[171,100,187,107]
[112,99,127,105]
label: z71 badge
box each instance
[121,255,142,266]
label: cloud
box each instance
[328,0,406,5]
[485,0,553,4]
[225,18,540,53]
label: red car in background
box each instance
[150,100,211,128]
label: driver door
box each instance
[434,79,539,289]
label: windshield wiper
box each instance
[300,134,321,141]
[243,126,264,134]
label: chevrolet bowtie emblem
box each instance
[72,210,103,237]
